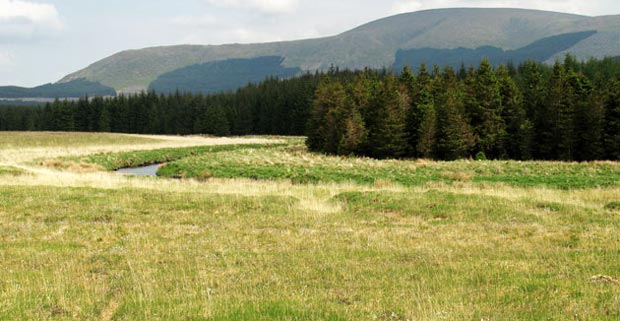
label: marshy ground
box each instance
[0,132,619,320]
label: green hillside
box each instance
[0,79,115,98]
[58,8,620,93]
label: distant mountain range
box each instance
[6,8,620,98]
[0,79,115,101]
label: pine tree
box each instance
[568,71,604,161]
[497,64,525,159]
[458,63,468,80]
[518,60,547,120]
[349,72,374,126]
[203,106,230,136]
[406,64,433,157]
[436,68,475,160]
[56,100,76,131]
[574,94,604,161]
[518,119,535,160]
[604,79,620,160]
[555,66,577,161]
[538,61,566,159]
[368,74,410,158]
[472,58,506,159]
[306,77,332,152]
[323,83,350,154]
[338,102,368,155]
[76,96,90,131]
[517,60,546,158]
[463,65,479,141]
[98,105,111,132]
[416,104,436,158]
[306,77,347,154]
[399,66,415,93]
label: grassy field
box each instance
[0,132,163,148]
[1,132,619,321]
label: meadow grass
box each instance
[1,132,619,320]
[0,165,25,176]
[150,139,619,189]
[79,143,283,170]
[0,132,162,148]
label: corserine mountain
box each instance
[8,8,620,96]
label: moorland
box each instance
[1,132,619,320]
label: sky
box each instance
[1,0,620,86]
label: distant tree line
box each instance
[1,55,620,161]
[0,73,328,136]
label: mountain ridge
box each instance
[53,8,620,94]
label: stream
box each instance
[116,163,163,176]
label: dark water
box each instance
[116,164,162,176]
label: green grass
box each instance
[146,141,620,189]
[2,132,620,320]
[0,166,25,176]
[605,202,620,211]
[0,132,161,148]
[80,143,282,170]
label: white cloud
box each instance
[390,0,607,16]
[170,14,219,28]
[0,0,63,42]
[205,0,299,14]
[169,13,294,44]
[392,0,423,14]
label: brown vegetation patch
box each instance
[590,275,620,285]
[41,160,104,173]
[440,170,474,182]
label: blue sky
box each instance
[2,0,620,86]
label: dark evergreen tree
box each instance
[416,103,436,158]
[338,101,368,155]
[553,64,575,161]
[516,60,547,158]
[203,106,230,136]
[435,67,475,160]
[406,64,432,156]
[567,71,604,161]
[604,79,620,160]
[497,64,525,159]
[306,77,347,154]
[537,61,566,159]
[98,105,111,132]
[368,74,409,158]
[471,58,506,158]
[517,119,535,160]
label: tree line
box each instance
[0,56,619,161]
[308,57,620,161]
[0,73,326,136]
